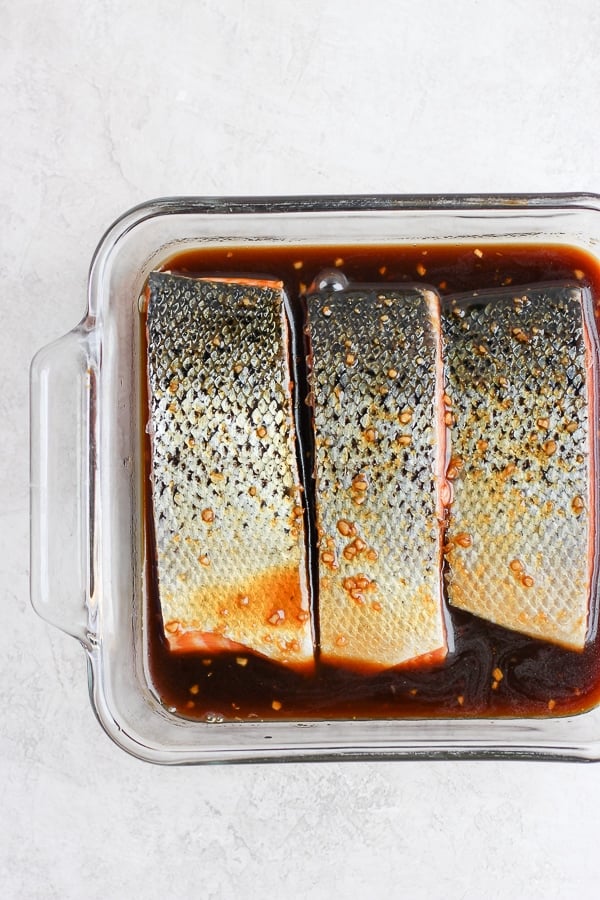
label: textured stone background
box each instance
[4,1,600,897]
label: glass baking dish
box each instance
[30,193,600,764]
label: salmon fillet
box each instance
[443,283,598,649]
[306,286,448,670]
[146,272,313,669]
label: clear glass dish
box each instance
[30,193,600,764]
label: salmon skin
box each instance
[146,272,313,669]
[305,286,448,671]
[443,283,598,650]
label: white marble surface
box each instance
[4,0,600,896]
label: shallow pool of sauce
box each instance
[144,242,600,721]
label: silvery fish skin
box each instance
[306,286,448,670]
[443,283,598,649]
[146,272,313,669]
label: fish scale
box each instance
[443,283,598,649]
[306,286,448,670]
[146,272,313,668]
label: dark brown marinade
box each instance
[144,242,600,721]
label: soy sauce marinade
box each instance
[144,243,600,720]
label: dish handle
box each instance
[30,325,96,648]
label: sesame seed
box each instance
[201,508,214,523]
[189,684,200,695]
[543,440,557,457]
[399,410,413,424]
[322,305,332,317]
[416,263,427,276]
[271,700,282,711]
[446,466,459,481]
[337,519,354,537]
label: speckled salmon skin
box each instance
[444,283,598,649]
[306,286,448,670]
[146,272,313,669]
